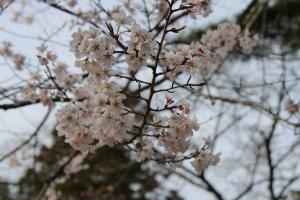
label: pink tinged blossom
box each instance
[179,102,191,114]
[111,9,133,25]
[12,53,25,70]
[52,8,224,170]
[69,28,88,57]
[67,0,77,7]
[45,188,61,200]
[165,51,184,69]
[11,11,21,22]
[126,52,147,71]
[182,0,212,19]
[201,22,241,57]
[203,136,214,148]
[38,55,48,65]
[129,23,154,50]
[56,82,135,151]
[25,14,34,24]
[40,89,53,108]
[162,43,212,79]
[54,62,81,89]
[191,150,220,173]
[70,28,115,78]
[135,145,154,162]
[29,71,42,81]
[239,30,257,49]
[0,41,12,56]
[36,43,47,53]
[154,0,169,18]
[166,95,175,105]
[159,111,200,154]
[21,84,39,103]
[285,100,299,115]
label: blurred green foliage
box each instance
[175,0,300,52]
[3,133,180,200]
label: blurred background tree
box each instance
[10,133,182,200]
[175,0,300,51]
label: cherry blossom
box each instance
[285,100,299,115]
[191,150,220,172]
[182,0,212,19]
[34,3,255,174]
[159,112,199,154]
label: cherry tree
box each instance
[0,0,299,199]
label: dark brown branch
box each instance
[0,97,70,110]
[0,0,15,14]
[199,173,224,200]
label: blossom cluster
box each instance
[190,136,220,171]
[54,63,81,89]
[161,43,211,80]
[201,22,256,59]
[17,44,80,106]
[37,44,57,66]
[285,100,299,115]
[181,0,212,19]
[126,22,155,71]
[11,11,33,24]
[192,149,220,172]
[160,22,256,80]
[21,81,56,107]
[70,27,114,81]
[159,105,199,154]
[52,1,256,174]
[56,81,135,152]
[155,1,169,18]
[0,41,25,70]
